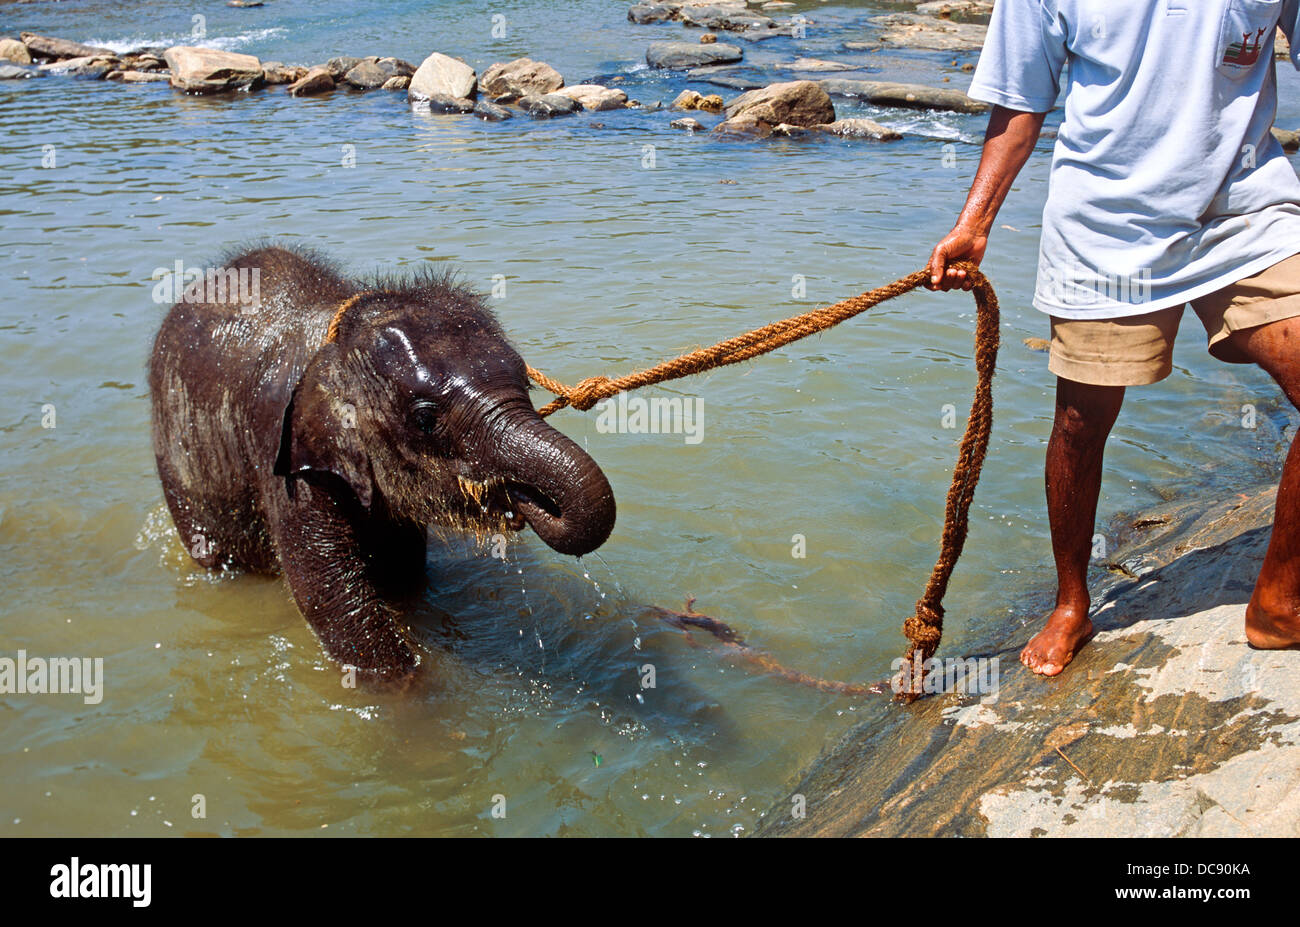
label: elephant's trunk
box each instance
[486,405,616,556]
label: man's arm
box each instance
[927,105,1047,291]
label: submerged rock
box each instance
[480,57,564,99]
[819,77,988,113]
[646,41,743,69]
[0,63,43,80]
[724,79,835,127]
[554,84,628,111]
[670,116,706,131]
[164,46,264,93]
[408,52,476,103]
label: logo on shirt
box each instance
[1222,27,1268,68]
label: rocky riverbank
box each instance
[7,1,1297,146]
[0,0,1002,144]
[756,447,1300,836]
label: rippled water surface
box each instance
[3,0,1298,836]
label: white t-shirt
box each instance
[968,0,1300,319]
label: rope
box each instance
[528,262,1000,701]
[324,291,377,344]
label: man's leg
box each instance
[1021,377,1125,675]
[1223,317,1300,648]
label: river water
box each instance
[2,0,1297,836]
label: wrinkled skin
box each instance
[149,245,616,680]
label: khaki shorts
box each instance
[1049,253,1300,386]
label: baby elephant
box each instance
[149,245,616,679]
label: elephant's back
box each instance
[149,245,357,560]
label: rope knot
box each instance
[567,375,616,411]
[903,602,944,648]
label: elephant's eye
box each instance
[410,400,437,435]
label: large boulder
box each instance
[646,40,743,68]
[164,46,264,93]
[286,66,334,96]
[479,57,563,101]
[408,52,476,103]
[0,38,32,65]
[19,32,114,60]
[724,80,835,127]
[554,84,627,111]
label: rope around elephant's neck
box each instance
[525,262,1001,701]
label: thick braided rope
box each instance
[528,262,1000,700]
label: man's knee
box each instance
[1054,378,1125,438]
[1230,316,1300,405]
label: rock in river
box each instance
[646,41,743,69]
[555,84,628,111]
[0,37,33,65]
[0,62,43,80]
[858,13,988,51]
[408,52,476,103]
[819,77,988,113]
[520,92,583,117]
[286,66,334,97]
[19,32,114,61]
[164,46,264,93]
[724,79,836,127]
[479,57,564,100]
[816,118,903,140]
[473,99,513,121]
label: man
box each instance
[928,0,1300,675]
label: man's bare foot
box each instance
[1020,605,1094,676]
[1245,598,1300,650]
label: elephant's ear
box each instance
[274,349,374,508]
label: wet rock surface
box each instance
[164,46,264,93]
[757,481,1300,837]
[646,40,743,69]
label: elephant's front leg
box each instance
[270,480,420,681]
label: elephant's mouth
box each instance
[474,479,560,534]
[503,481,561,532]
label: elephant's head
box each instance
[274,279,616,556]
